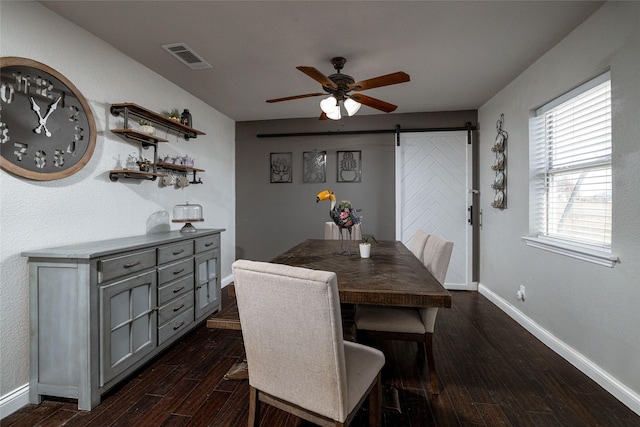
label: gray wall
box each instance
[477,1,640,412]
[236,111,476,261]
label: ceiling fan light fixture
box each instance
[320,96,339,114]
[326,107,341,120]
[344,98,361,116]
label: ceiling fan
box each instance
[266,57,410,120]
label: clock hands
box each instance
[30,96,61,137]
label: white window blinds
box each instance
[531,72,612,249]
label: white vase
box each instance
[359,243,371,258]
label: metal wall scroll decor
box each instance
[303,149,326,183]
[337,150,361,183]
[270,152,292,183]
[491,114,507,209]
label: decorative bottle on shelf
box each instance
[180,109,192,127]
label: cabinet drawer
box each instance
[195,234,220,253]
[158,291,194,326]
[158,308,194,345]
[99,249,156,283]
[158,241,194,265]
[158,258,193,285]
[158,274,193,306]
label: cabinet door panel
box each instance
[100,271,157,386]
[194,249,220,320]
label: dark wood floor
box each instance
[4,290,639,427]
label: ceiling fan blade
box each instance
[319,112,328,120]
[349,72,410,91]
[350,93,398,113]
[266,92,325,103]
[297,66,337,89]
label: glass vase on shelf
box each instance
[180,109,192,128]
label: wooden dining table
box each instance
[207,239,451,330]
[207,238,452,387]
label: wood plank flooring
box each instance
[4,290,639,426]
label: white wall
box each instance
[0,1,235,415]
[478,2,640,414]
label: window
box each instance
[525,72,618,266]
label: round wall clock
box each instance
[0,57,96,180]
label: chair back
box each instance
[409,229,430,262]
[232,260,349,421]
[422,234,454,284]
[324,222,362,240]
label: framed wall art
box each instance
[303,149,326,183]
[270,152,292,183]
[337,150,361,183]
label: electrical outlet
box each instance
[516,285,526,301]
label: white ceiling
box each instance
[41,1,603,122]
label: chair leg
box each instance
[369,373,381,427]
[248,386,260,427]
[425,333,440,394]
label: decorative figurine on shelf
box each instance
[316,190,362,255]
[137,157,151,172]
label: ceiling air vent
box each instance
[162,43,212,70]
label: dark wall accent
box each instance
[236,111,477,261]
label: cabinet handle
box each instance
[173,286,185,293]
[173,268,185,275]
[173,321,185,330]
[123,261,141,269]
[173,303,185,312]
[204,242,214,247]
[173,249,185,255]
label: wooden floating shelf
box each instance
[111,129,169,144]
[108,169,167,182]
[110,103,205,140]
[155,162,205,173]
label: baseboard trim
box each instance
[445,281,478,291]
[0,384,29,420]
[221,274,234,287]
[478,283,640,416]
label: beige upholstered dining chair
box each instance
[232,259,385,427]
[409,229,430,261]
[324,221,362,240]
[354,234,453,394]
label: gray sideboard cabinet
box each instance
[22,229,224,410]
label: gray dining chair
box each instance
[354,234,453,394]
[232,259,385,427]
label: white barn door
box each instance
[395,131,475,290]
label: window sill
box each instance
[522,236,619,268]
